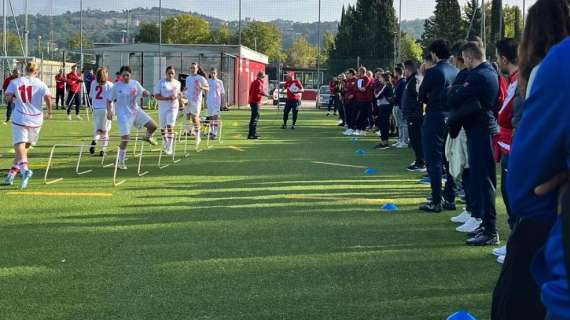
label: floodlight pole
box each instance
[24,0,28,59]
[159,0,163,72]
[522,0,526,27]
[481,0,486,45]
[80,0,84,70]
[3,0,7,58]
[398,0,402,64]
[238,0,242,45]
[316,0,321,86]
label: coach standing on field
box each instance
[418,39,458,213]
[248,72,269,140]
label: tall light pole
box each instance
[159,0,163,72]
[522,0,526,27]
[481,0,486,46]
[316,0,321,87]
[238,0,242,45]
[3,0,7,58]
[398,0,402,64]
[80,0,84,70]
[24,0,28,58]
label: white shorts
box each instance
[117,111,152,136]
[185,101,201,116]
[207,105,221,117]
[159,106,179,128]
[12,124,41,146]
[93,109,112,133]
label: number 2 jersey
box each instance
[109,80,146,117]
[90,81,114,110]
[6,76,51,128]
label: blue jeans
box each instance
[248,103,260,137]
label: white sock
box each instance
[166,132,174,150]
[118,148,127,163]
[94,134,101,141]
[101,135,109,151]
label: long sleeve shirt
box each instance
[418,60,458,113]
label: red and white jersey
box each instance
[110,80,146,116]
[154,79,181,110]
[90,81,114,110]
[185,74,208,105]
[206,79,225,108]
[6,76,50,128]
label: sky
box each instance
[11,0,536,22]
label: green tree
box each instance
[211,25,231,44]
[503,5,522,41]
[400,33,423,63]
[320,31,335,65]
[286,36,318,68]
[162,13,211,44]
[421,0,464,46]
[0,32,23,56]
[69,32,92,50]
[489,0,503,55]
[239,21,285,61]
[135,22,160,43]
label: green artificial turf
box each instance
[0,107,508,320]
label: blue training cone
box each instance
[364,168,378,175]
[356,148,365,156]
[380,203,399,212]
[447,311,478,320]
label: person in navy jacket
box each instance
[418,39,458,213]
[447,40,500,246]
[507,37,570,320]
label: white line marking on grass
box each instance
[311,161,367,169]
[6,191,113,197]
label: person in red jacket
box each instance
[55,69,65,110]
[247,71,269,139]
[3,69,19,123]
[353,66,373,136]
[66,65,83,120]
[495,38,522,237]
[342,69,357,136]
[281,74,304,129]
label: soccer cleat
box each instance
[466,232,500,246]
[99,151,107,157]
[492,245,507,257]
[497,255,505,264]
[419,202,442,213]
[19,169,33,189]
[117,162,128,170]
[89,141,96,155]
[451,210,471,223]
[2,174,15,186]
[442,200,457,211]
[456,217,482,233]
[142,136,158,146]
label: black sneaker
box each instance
[467,226,485,238]
[442,200,457,211]
[291,125,295,130]
[419,202,442,213]
[89,140,96,155]
[407,162,426,172]
[247,136,259,140]
[281,125,287,129]
[375,143,390,150]
[99,151,107,157]
[466,232,500,246]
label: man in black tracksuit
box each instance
[418,40,458,213]
[447,40,500,246]
[401,60,425,171]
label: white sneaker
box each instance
[117,162,128,170]
[397,143,408,149]
[352,130,360,136]
[497,255,505,264]
[343,129,353,136]
[359,131,366,136]
[338,120,343,125]
[492,245,507,257]
[195,135,202,146]
[456,217,482,233]
[376,131,382,137]
[392,142,400,147]
[450,210,471,223]
[76,115,82,120]
[67,114,72,120]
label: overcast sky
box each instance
[14,0,536,22]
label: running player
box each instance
[282,74,304,130]
[154,66,181,155]
[2,62,52,189]
[89,67,114,156]
[206,68,225,139]
[107,66,158,170]
[184,63,209,145]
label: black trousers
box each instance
[5,102,13,122]
[422,112,454,204]
[501,154,518,229]
[465,123,497,233]
[248,103,260,137]
[408,117,424,165]
[283,99,300,125]
[56,88,65,108]
[66,91,81,115]
[379,104,393,141]
[337,98,345,124]
[462,169,474,213]
[328,96,338,113]
[491,218,553,320]
[344,101,355,129]
[355,101,371,131]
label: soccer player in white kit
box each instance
[107,66,158,170]
[206,68,225,139]
[2,62,52,189]
[154,66,181,155]
[184,63,209,145]
[89,67,114,156]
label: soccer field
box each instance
[0,108,507,320]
